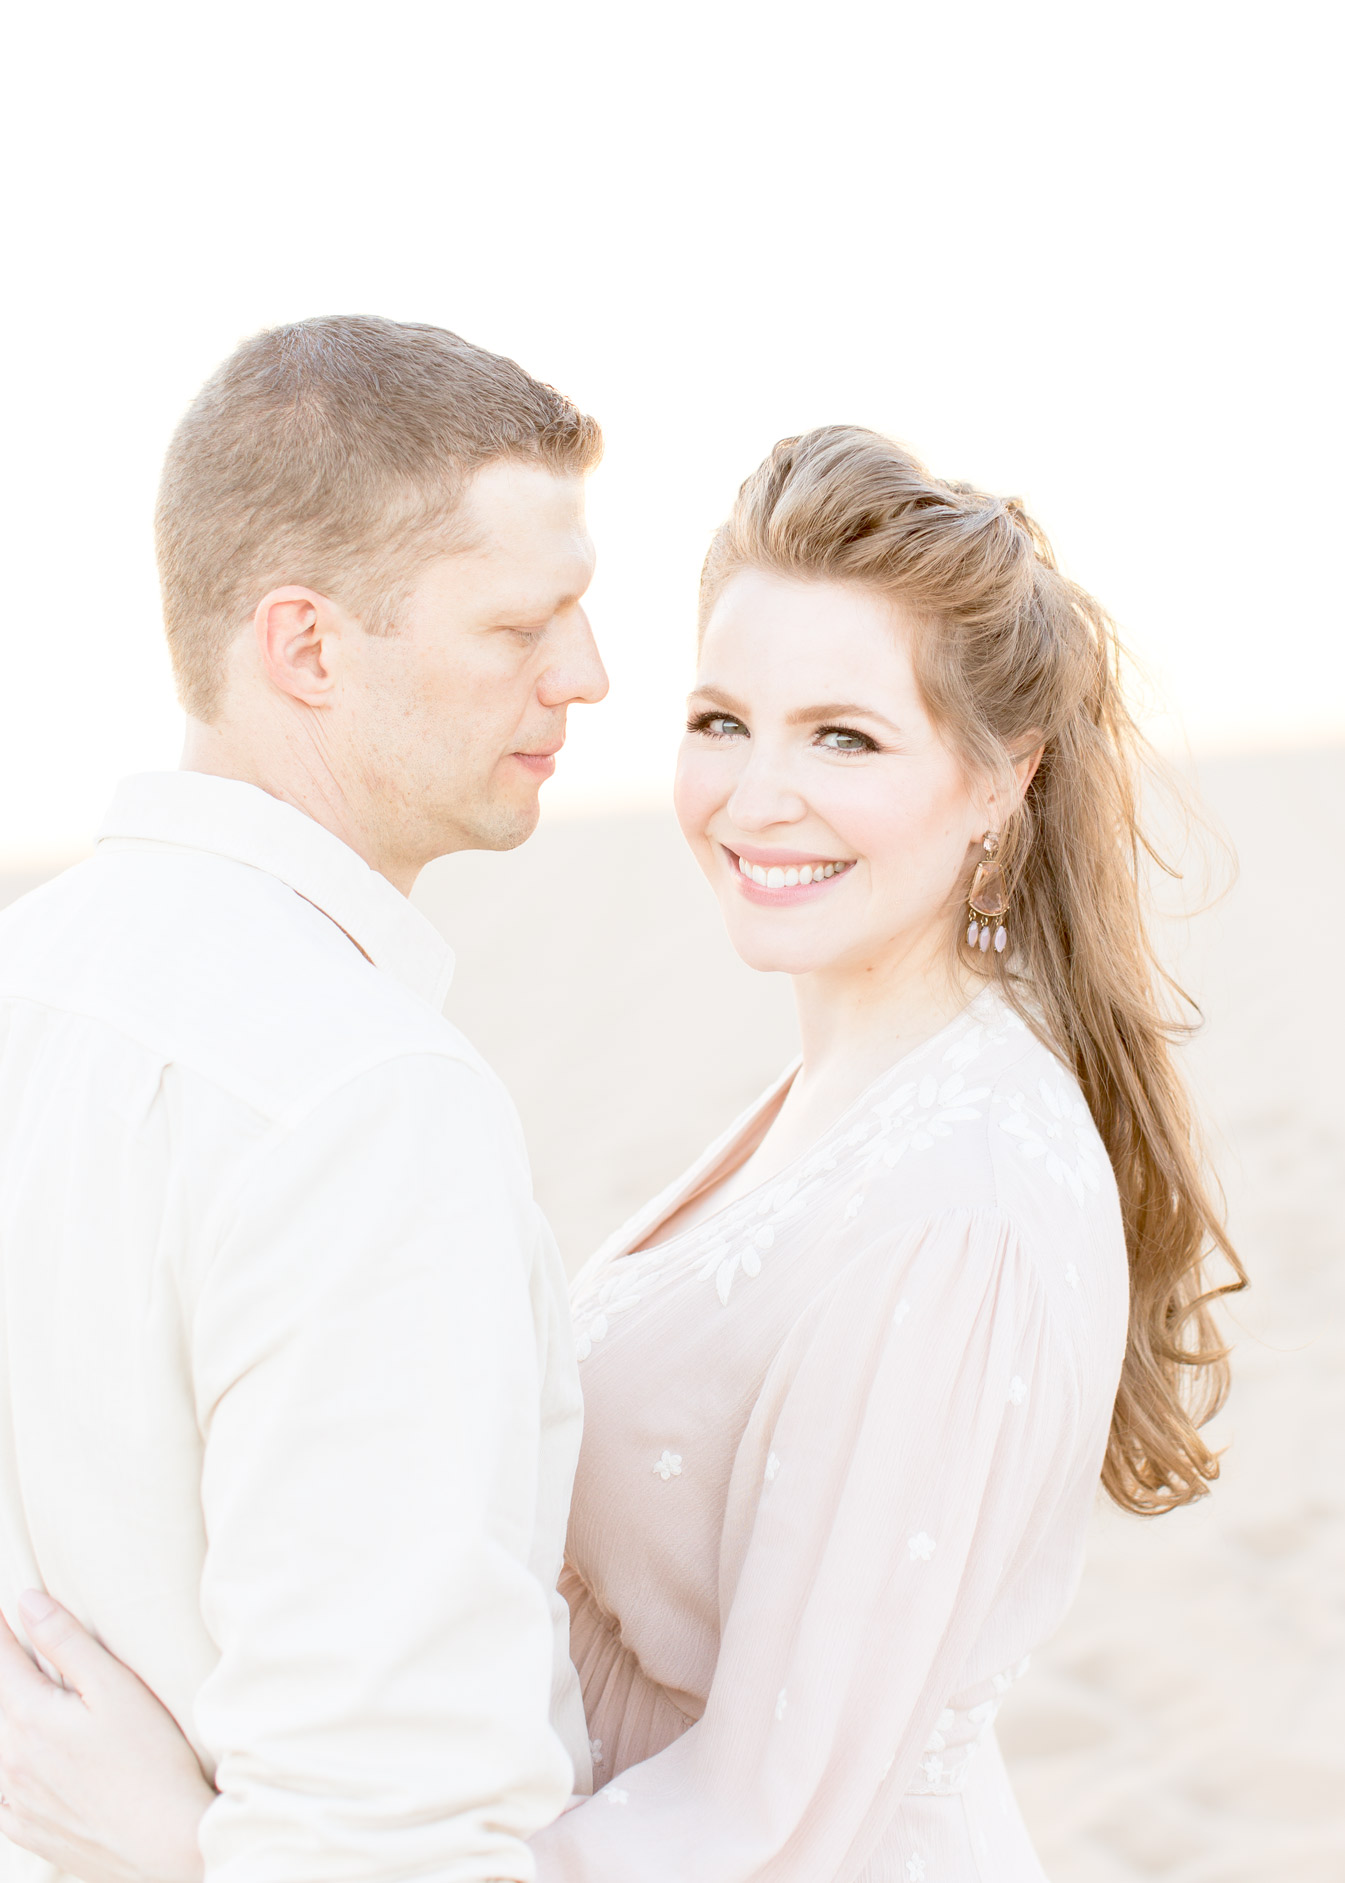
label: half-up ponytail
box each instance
[700,425,1245,1515]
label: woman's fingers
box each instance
[0,1593,214,1883]
[16,1592,109,1700]
[0,1604,52,1707]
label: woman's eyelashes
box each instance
[687,712,882,754]
[687,711,747,739]
[816,724,880,754]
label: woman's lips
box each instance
[723,845,857,905]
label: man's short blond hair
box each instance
[155,315,603,720]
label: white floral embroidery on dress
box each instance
[907,1531,936,1561]
[713,1256,740,1306]
[573,987,1017,1320]
[868,1071,992,1170]
[589,1736,604,1767]
[572,1266,647,1361]
[774,1688,788,1720]
[998,1077,1104,1202]
[604,1786,630,1805]
[685,1001,1002,1310]
[765,1451,781,1482]
[1064,1262,1080,1289]
[653,1450,682,1480]
[909,1671,1025,1798]
[992,1655,1031,1694]
[1008,1375,1028,1405]
[905,1853,927,1881]
[892,1299,912,1328]
[943,1023,988,1071]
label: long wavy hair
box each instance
[699,425,1245,1514]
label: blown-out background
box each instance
[2,4,1341,1878]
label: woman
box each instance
[0,427,1240,1880]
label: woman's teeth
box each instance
[737,856,856,889]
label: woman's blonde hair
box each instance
[700,425,1244,1515]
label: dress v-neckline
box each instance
[580,988,1001,1284]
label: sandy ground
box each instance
[3,744,1341,1878]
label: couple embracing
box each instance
[0,316,1238,1883]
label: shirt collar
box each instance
[97,772,456,1011]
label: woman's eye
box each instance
[817,726,878,753]
[689,713,747,739]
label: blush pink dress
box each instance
[532,990,1129,1882]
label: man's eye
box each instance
[688,713,747,739]
[817,726,878,753]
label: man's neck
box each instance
[179,718,419,895]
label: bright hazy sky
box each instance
[2,1,1339,863]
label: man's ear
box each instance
[253,586,349,706]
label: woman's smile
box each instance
[724,844,858,905]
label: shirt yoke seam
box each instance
[0,989,485,1130]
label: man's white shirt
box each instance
[0,772,588,1883]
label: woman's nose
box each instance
[726,748,807,831]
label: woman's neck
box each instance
[631,933,981,1254]
[791,931,979,1096]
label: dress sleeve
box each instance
[533,1207,1081,1883]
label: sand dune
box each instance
[3,744,1340,1878]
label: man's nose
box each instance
[539,607,609,707]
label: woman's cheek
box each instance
[811,774,899,868]
[827,786,951,918]
[673,742,725,850]
[874,800,975,927]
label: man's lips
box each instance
[511,745,562,779]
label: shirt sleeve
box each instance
[533,1207,1082,1883]
[189,1052,572,1883]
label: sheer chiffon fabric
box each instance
[533,991,1129,1882]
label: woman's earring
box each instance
[966,832,1009,956]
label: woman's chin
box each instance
[719,918,841,978]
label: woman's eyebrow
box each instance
[787,701,903,733]
[687,684,749,714]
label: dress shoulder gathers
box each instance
[537,990,1130,1883]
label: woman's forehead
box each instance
[697,571,924,705]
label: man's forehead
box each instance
[459,459,588,541]
[444,535,594,625]
[468,526,594,601]
[461,460,590,555]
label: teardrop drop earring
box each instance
[965,832,1009,957]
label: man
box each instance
[0,316,607,1882]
